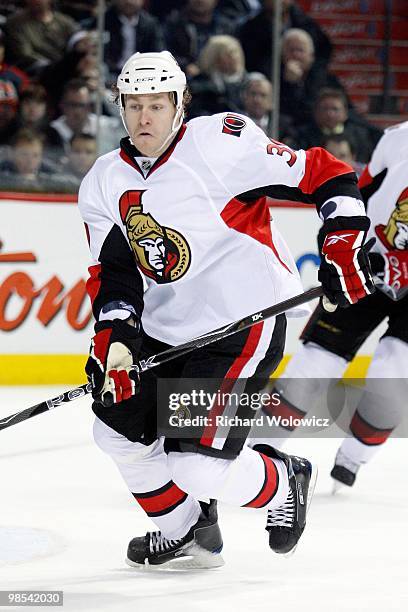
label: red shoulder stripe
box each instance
[299,147,354,195]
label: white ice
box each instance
[0,386,407,612]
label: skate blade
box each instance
[125,545,225,571]
[282,462,318,558]
[331,479,347,495]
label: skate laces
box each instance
[149,531,182,554]
[335,449,361,474]
[267,489,295,528]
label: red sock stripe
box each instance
[133,481,188,517]
[261,392,306,430]
[244,453,279,508]
[350,410,394,446]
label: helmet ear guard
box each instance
[117,51,187,151]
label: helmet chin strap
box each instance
[149,107,184,156]
[120,105,184,157]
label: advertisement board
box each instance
[0,195,376,383]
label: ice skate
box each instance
[126,499,224,569]
[331,448,361,493]
[265,452,317,556]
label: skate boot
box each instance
[254,446,317,556]
[126,499,224,569]
[331,448,361,492]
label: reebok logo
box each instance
[326,233,354,246]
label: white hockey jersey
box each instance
[79,112,361,345]
[367,120,408,177]
[367,159,408,256]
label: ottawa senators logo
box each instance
[119,190,191,283]
[222,114,246,137]
[375,186,408,250]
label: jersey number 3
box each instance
[267,140,297,167]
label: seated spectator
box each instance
[0,128,55,183]
[59,133,98,192]
[0,80,19,147]
[4,0,78,75]
[39,30,102,114]
[165,0,235,78]
[296,88,382,163]
[322,132,364,177]
[63,133,98,180]
[240,71,295,143]
[16,84,49,132]
[81,0,164,81]
[238,0,332,77]
[46,78,125,160]
[0,29,30,101]
[280,28,343,126]
[188,35,246,117]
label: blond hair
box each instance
[198,35,245,76]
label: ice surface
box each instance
[0,387,407,612]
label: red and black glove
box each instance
[318,216,375,307]
[370,249,408,301]
[85,318,142,407]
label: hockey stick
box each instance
[0,285,323,431]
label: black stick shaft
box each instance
[0,383,92,431]
[0,286,322,431]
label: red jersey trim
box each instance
[220,196,292,273]
[119,124,187,179]
[358,165,373,189]
[86,264,102,306]
[299,147,355,195]
[200,322,264,447]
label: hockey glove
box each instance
[369,249,408,301]
[318,216,375,307]
[85,318,142,407]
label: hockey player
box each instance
[79,51,374,568]
[248,122,408,489]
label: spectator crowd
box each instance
[0,0,382,193]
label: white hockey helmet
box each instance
[117,51,187,150]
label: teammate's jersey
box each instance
[367,159,408,256]
[359,121,408,199]
[79,112,360,345]
[367,121,408,177]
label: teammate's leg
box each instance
[247,294,388,450]
[332,335,408,487]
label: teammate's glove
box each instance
[369,249,408,301]
[85,318,142,407]
[318,216,375,307]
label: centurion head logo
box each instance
[119,190,191,283]
[375,186,408,250]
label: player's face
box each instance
[124,93,177,156]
